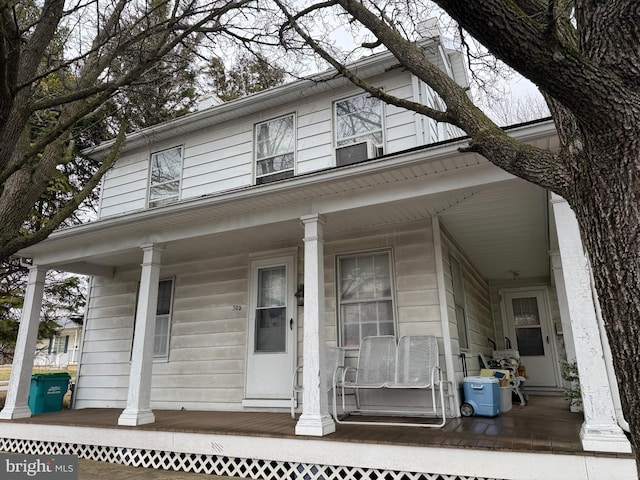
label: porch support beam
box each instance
[118,244,163,426]
[295,214,335,436]
[0,266,48,419]
[550,195,631,453]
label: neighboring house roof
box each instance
[54,316,83,330]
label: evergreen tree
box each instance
[207,53,286,102]
[0,261,85,362]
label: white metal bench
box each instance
[332,335,446,428]
[291,346,344,418]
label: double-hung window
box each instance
[149,146,183,207]
[255,114,295,184]
[337,251,395,347]
[132,278,174,360]
[48,335,69,354]
[450,255,469,350]
[335,93,383,147]
[154,278,174,358]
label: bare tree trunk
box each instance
[567,120,640,462]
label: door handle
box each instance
[546,335,549,344]
[290,318,294,330]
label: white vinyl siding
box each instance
[75,255,250,410]
[77,221,447,411]
[440,229,492,378]
[98,64,450,219]
[182,127,253,196]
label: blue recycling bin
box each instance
[28,372,71,415]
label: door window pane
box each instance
[513,297,545,356]
[512,297,540,326]
[255,266,287,353]
[515,327,545,356]
[255,307,286,352]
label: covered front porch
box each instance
[1,120,633,470]
[0,396,635,480]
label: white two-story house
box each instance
[0,31,634,480]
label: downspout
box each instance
[411,74,427,146]
[432,216,460,416]
[589,267,630,432]
[71,276,94,410]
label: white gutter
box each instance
[70,275,93,410]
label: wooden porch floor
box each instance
[4,396,631,458]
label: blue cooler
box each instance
[461,376,500,417]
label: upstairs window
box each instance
[149,146,183,207]
[255,114,295,184]
[337,251,395,347]
[335,93,383,147]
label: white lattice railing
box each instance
[0,437,498,480]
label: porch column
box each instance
[0,266,48,419]
[550,195,631,453]
[118,244,163,426]
[295,214,335,436]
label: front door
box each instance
[503,289,560,388]
[244,255,296,406]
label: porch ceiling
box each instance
[45,177,548,283]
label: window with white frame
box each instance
[255,114,295,184]
[337,251,395,347]
[149,146,183,207]
[132,278,174,360]
[154,278,174,358]
[48,335,69,354]
[450,255,469,350]
[335,93,383,147]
